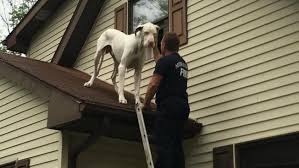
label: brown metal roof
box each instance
[0,52,136,111]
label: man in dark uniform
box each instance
[143,32,190,168]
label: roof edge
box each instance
[0,53,52,99]
[0,53,79,101]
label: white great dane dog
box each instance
[84,22,159,105]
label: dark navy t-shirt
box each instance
[154,52,189,114]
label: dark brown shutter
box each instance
[213,145,234,168]
[169,0,188,45]
[15,159,30,168]
[115,3,128,33]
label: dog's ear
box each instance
[155,25,160,32]
[135,25,144,36]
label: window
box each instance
[116,0,187,52]
[235,133,299,168]
[213,133,299,168]
[131,0,168,31]
[129,0,169,53]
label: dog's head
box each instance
[135,22,159,48]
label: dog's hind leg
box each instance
[96,52,105,76]
[110,50,119,93]
[111,61,119,93]
[84,48,104,87]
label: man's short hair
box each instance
[163,32,180,52]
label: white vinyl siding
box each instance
[26,0,79,62]
[74,0,299,168]
[183,0,299,168]
[0,76,62,168]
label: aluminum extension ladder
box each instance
[135,104,155,168]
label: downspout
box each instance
[68,117,110,168]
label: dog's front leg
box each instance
[111,61,119,93]
[118,63,127,104]
[134,67,142,105]
[118,53,129,104]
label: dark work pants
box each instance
[154,98,189,168]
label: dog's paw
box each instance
[84,81,92,87]
[119,96,127,104]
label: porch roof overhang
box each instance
[0,53,202,142]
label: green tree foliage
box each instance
[9,0,36,28]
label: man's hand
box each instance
[142,103,152,112]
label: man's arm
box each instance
[143,74,163,108]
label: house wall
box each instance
[74,136,148,168]
[0,75,62,168]
[26,0,80,62]
[74,0,299,168]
